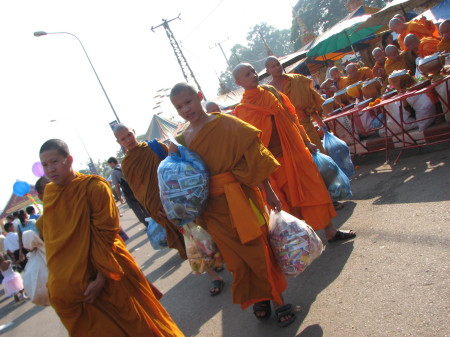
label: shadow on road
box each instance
[296,324,324,337]
[0,304,46,334]
[351,146,450,204]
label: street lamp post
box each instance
[34,31,121,124]
[50,119,98,175]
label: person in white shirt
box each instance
[3,222,27,271]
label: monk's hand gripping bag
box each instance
[268,210,324,277]
[312,150,352,200]
[157,144,210,226]
[322,128,355,178]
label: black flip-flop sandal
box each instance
[253,300,271,321]
[275,304,296,327]
[328,230,356,243]
[210,279,224,296]
[213,266,224,273]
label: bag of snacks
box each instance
[322,129,355,178]
[157,144,209,226]
[269,211,323,277]
[181,223,223,275]
[145,217,168,250]
[312,150,352,200]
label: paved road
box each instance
[1,144,449,337]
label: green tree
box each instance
[291,0,388,37]
[217,23,293,94]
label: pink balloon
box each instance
[32,161,45,177]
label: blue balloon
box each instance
[13,180,30,197]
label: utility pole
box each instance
[151,15,206,100]
[258,30,274,56]
[209,37,231,68]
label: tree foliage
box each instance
[292,0,388,37]
[218,23,294,94]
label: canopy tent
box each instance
[0,186,40,220]
[257,50,308,82]
[144,114,181,142]
[420,0,450,22]
[306,15,383,58]
[208,88,244,110]
[354,0,443,32]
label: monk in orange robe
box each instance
[404,33,439,58]
[437,20,450,53]
[345,63,374,86]
[233,63,356,242]
[114,125,224,295]
[38,139,184,337]
[265,56,326,153]
[371,47,388,80]
[384,44,414,75]
[390,17,437,51]
[169,82,296,328]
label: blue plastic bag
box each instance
[322,129,355,177]
[312,151,352,200]
[157,144,209,226]
[146,218,168,250]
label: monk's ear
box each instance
[197,91,203,101]
[67,155,74,166]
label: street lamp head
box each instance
[34,31,48,37]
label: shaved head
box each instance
[232,63,253,80]
[385,44,400,59]
[113,123,129,137]
[345,63,358,78]
[39,139,70,157]
[264,56,279,68]
[372,47,386,63]
[389,18,404,34]
[329,67,341,81]
[404,33,420,51]
[205,101,221,113]
[393,14,405,22]
[439,19,450,40]
[170,82,198,99]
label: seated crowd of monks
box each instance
[318,17,450,139]
[33,13,449,337]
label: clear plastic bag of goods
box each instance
[158,145,209,226]
[322,129,355,177]
[181,223,223,275]
[145,218,168,250]
[269,211,324,277]
[312,150,352,200]
[22,230,50,306]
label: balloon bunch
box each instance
[11,161,46,213]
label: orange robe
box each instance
[336,76,348,90]
[437,38,450,53]
[38,173,184,337]
[280,74,325,153]
[417,37,440,58]
[398,21,435,51]
[234,86,335,231]
[177,113,286,309]
[345,67,374,86]
[121,141,186,259]
[385,54,408,75]
[372,61,388,80]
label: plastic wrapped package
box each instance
[145,218,168,250]
[181,223,223,275]
[22,230,50,306]
[322,129,355,177]
[379,100,417,137]
[312,150,352,200]
[405,93,437,132]
[269,211,324,277]
[158,145,209,226]
[435,80,450,122]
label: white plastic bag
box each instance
[269,211,324,277]
[22,231,50,306]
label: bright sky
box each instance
[0,0,294,210]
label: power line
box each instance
[182,0,225,41]
[151,15,207,100]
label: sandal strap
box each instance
[275,304,293,317]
